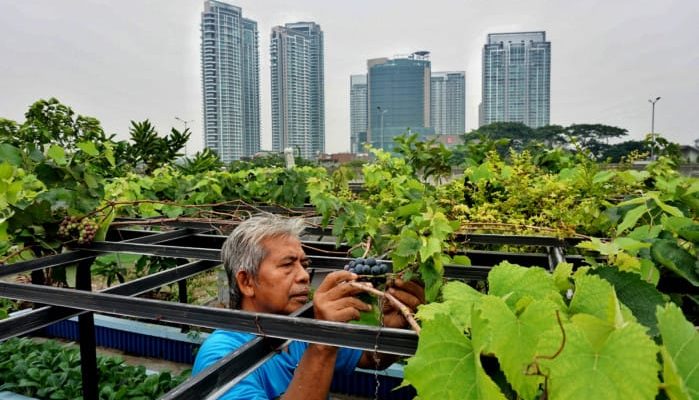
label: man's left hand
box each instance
[381,279,425,329]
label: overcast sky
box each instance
[1,0,698,154]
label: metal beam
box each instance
[0,229,202,278]
[0,282,418,356]
[0,259,219,340]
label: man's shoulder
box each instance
[192,330,255,375]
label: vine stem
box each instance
[361,237,372,259]
[347,281,421,334]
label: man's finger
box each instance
[390,279,425,304]
[316,270,357,294]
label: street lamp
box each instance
[377,106,389,151]
[175,116,193,156]
[648,97,661,160]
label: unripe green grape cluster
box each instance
[344,257,389,275]
[58,216,99,244]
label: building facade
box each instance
[270,22,324,159]
[350,74,368,154]
[481,31,550,128]
[431,71,466,135]
[367,52,433,152]
[201,0,260,162]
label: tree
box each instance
[464,122,534,151]
[126,120,190,174]
[565,124,628,159]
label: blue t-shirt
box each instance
[192,330,363,399]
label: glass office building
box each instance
[368,52,433,152]
[431,71,466,135]
[201,0,260,162]
[270,22,324,159]
[481,31,550,128]
[350,74,368,154]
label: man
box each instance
[192,215,424,399]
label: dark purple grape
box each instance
[379,264,389,274]
[349,260,356,268]
[370,265,381,275]
[366,258,376,266]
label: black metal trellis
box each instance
[0,220,577,399]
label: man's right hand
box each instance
[312,271,372,322]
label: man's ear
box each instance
[236,270,255,298]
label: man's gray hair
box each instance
[221,215,306,309]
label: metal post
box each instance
[76,257,98,400]
[648,97,661,160]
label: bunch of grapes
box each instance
[344,257,389,276]
[58,216,99,245]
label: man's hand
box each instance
[382,279,425,329]
[313,271,372,322]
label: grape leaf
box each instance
[569,273,626,327]
[552,262,573,292]
[591,267,665,336]
[617,204,648,233]
[476,296,562,400]
[404,313,506,400]
[538,317,660,399]
[651,239,699,286]
[416,281,482,330]
[656,303,699,399]
[488,262,563,309]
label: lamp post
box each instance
[648,97,661,160]
[175,117,193,156]
[377,106,388,151]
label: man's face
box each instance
[251,235,310,315]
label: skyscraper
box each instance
[270,22,324,159]
[481,31,550,128]
[431,71,466,135]
[201,1,260,163]
[350,74,368,154]
[368,52,433,152]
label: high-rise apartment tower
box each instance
[481,31,550,128]
[431,71,466,135]
[270,22,325,159]
[350,74,368,154]
[200,1,260,162]
[367,52,433,152]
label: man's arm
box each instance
[282,271,370,400]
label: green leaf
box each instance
[404,313,506,400]
[656,302,699,399]
[612,237,650,255]
[552,262,573,292]
[592,170,615,184]
[663,216,694,234]
[47,144,67,165]
[591,267,665,336]
[419,236,442,262]
[538,317,659,400]
[678,224,699,244]
[651,239,699,286]
[416,281,482,330]
[0,144,23,166]
[452,255,471,266]
[569,274,626,327]
[77,141,99,156]
[617,204,648,234]
[488,262,563,309]
[477,296,561,399]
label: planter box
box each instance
[39,314,415,399]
